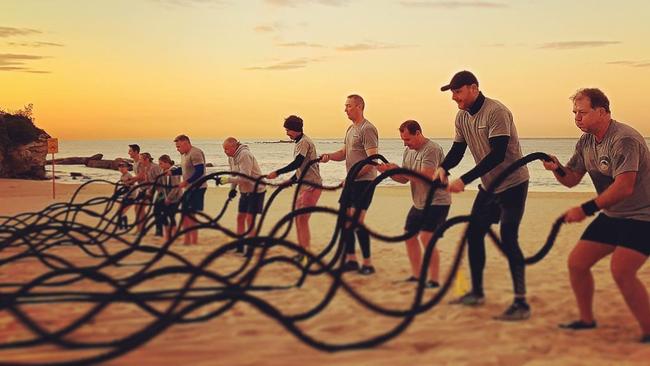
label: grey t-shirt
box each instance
[228,144,266,194]
[120,171,132,183]
[566,120,650,221]
[295,134,322,186]
[344,119,379,181]
[181,146,207,189]
[132,160,141,176]
[454,96,529,193]
[402,139,452,209]
[162,175,182,203]
[120,171,137,198]
[144,164,164,194]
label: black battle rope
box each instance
[0,152,567,365]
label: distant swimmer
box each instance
[320,94,379,275]
[543,88,650,343]
[436,70,531,321]
[266,115,322,264]
[377,120,451,288]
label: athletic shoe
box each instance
[293,254,307,266]
[358,265,376,276]
[558,320,597,330]
[641,334,650,343]
[494,302,531,321]
[449,292,485,306]
[425,280,440,289]
[404,276,418,282]
[340,261,360,272]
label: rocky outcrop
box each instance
[44,155,132,172]
[1,132,50,179]
[46,154,103,165]
[87,159,124,170]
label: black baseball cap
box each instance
[440,70,479,91]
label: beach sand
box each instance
[1,179,649,365]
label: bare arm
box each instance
[355,147,378,177]
[542,155,586,188]
[377,163,408,184]
[564,171,637,223]
[322,146,346,162]
[595,171,636,209]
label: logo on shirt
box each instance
[598,156,611,173]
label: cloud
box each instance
[0,53,49,73]
[607,60,650,68]
[254,25,278,33]
[0,26,42,38]
[400,1,507,9]
[7,41,64,48]
[246,57,324,71]
[277,41,324,48]
[539,41,621,50]
[265,0,349,6]
[335,42,411,52]
[151,0,227,7]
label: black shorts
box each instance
[182,187,206,213]
[122,196,136,206]
[338,180,376,210]
[404,205,450,233]
[581,213,650,256]
[238,191,266,214]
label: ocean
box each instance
[48,138,650,192]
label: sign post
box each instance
[47,138,59,199]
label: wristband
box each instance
[581,199,600,216]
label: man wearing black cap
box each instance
[435,70,531,321]
[267,115,323,263]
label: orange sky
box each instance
[2,0,650,140]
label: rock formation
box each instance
[0,108,50,179]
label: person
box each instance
[435,70,531,320]
[171,135,207,245]
[117,162,136,229]
[218,137,267,256]
[321,94,379,275]
[377,120,451,287]
[157,154,183,242]
[542,88,650,343]
[125,144,147,233]
[266,115,323,263]
[137,152,163,234]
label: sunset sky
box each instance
[2,0,649,140]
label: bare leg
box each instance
[296,214,311,251]
[236,213,246,236]
[136,203,146,233]
[344,208,358,263]
[610,247,650,335]
[419,231,439,282]
[404,236,422,278]
[182,216,195,245]
[567,240,615,323]
[356,210,372,267]
[189,215,198,244]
